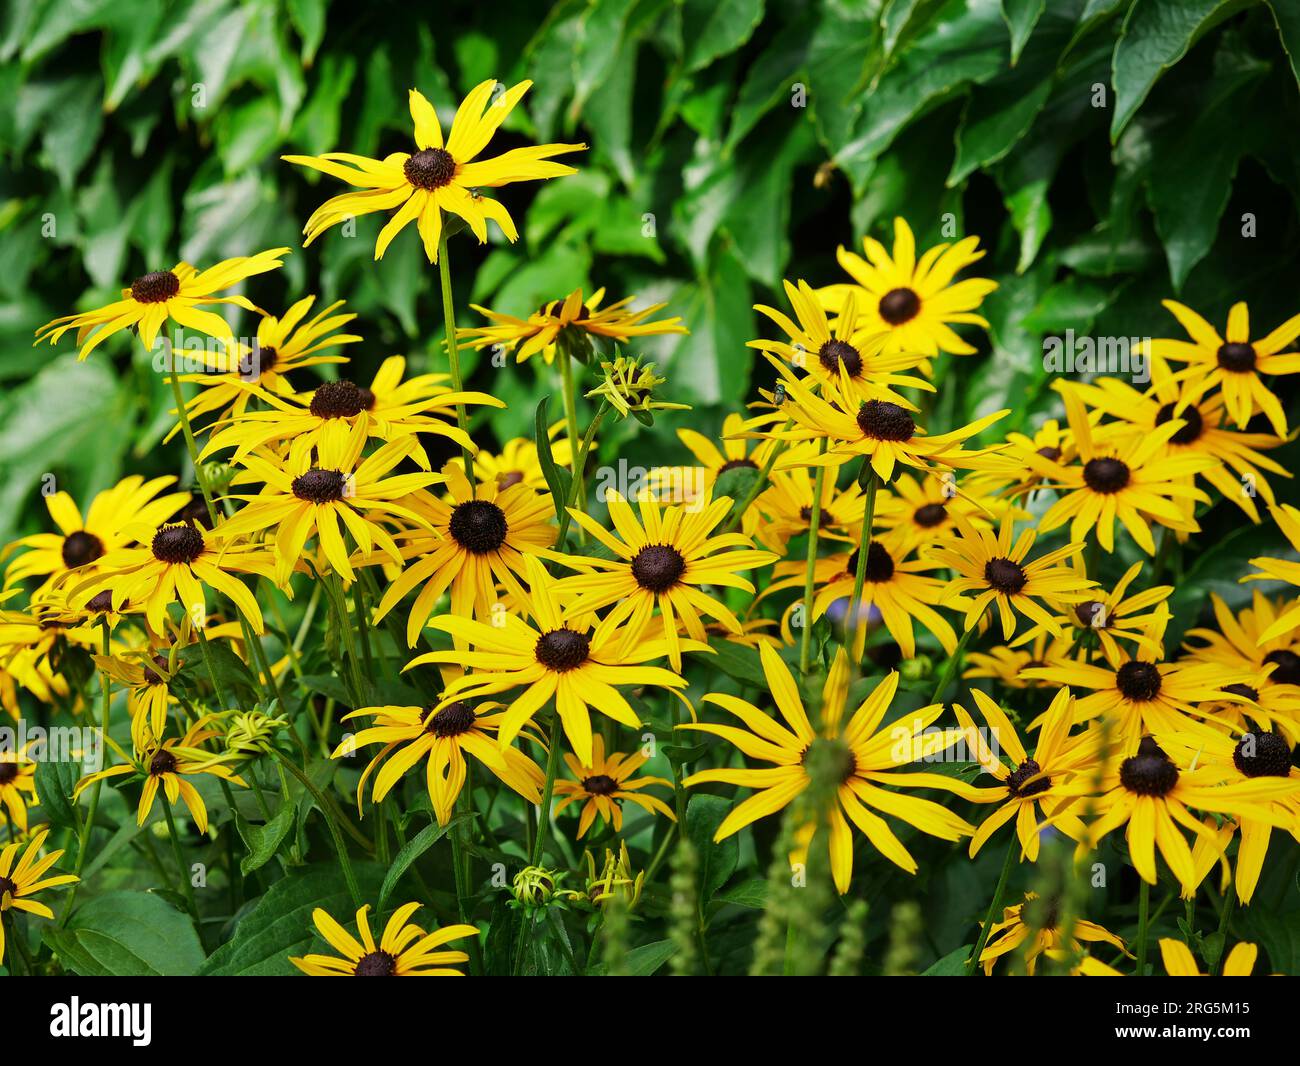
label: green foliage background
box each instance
[4,0,1300,973]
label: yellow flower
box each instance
[816,217,997,362]
[1151,299,1300,435]
[0,828,78,964]
[553,489,775,670]
[978,892,1127,976]
[407,555,696,765]
[0,743,38,831]
[681,645,977,892]
[552,734,676,837]
[290,902,476,976]
[34,249,289,359]
[284,81,584,262]
[459,288,686,365]
[1243,504,1300,641]
[93,648,181,753]
[1159,938,1259,976]
[455,423,579,493]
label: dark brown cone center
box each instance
[1119,752,1178,796]
[984,557,1027,594]
[151,523,204,564]
[292,468,349,504]
[856,400,915,441]
[354,950,397,976]
[1006,758,1050,798]
[535,628,590,672]
[1154,402,1204,444]
[582,774,619,796]
[404,148,457,190]
[1082,457,1130,494]
[448,500,508,554]
[1216,342,1256,372]
[131,270,180,304]
[878,287,920,325]
[631,544,686,592]
[818,339,862,377]
[1115,661,1162,701]
[310,380,367,419]
[1233,731,1292,777]
[424,700,476,737]
[62,530,104,569]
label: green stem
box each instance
[966,831,1017,975]
[271,748,363,908]
[798,441,829,676]
[197,624,230,710]
[1213,882,1236,975]
[721,420,792,534]
[554,400,609,548]
[436,232,476,491]
[62,620,113,925]
[845,462,879,661]
[1136,879,1151,975]
[161,795,199,920]
[929,606,984,704]
[529,713,565,867]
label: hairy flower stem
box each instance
[966,831,1017,975]
[161,794,199,919]
[436,232,476,494]
[1136,879,1151,975]
[62,621,113,925]
[845,461,879,660]
[798,440,829,675]
[530,712,565,867]
[929,605,984,704]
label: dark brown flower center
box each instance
[0,762,19,785]
[1265,649,1300,686]
[448,500,508,554]
[424,700,476,738]
[817,339,862,377]
[878,287,920,325]
[1036,445,1062,462]
[1233,731,1292,778]
[85,590,115,614]
[176,495,213,529]
[847,541,894,583]
[310,380,367,419]
[62,530,104,569]
[913,502,946,528]
[582,774,619,796]
[151,523,205,564]
[245,345,277,381]
[497,471,525,490]
[1082,457,1130,494]
[1119,752,1178,796]
[1006,758,1050,798]
[404,147,457,190]
[0,875,16,899]
[631,544,686,592]
[1115,661,1162,701]
[354,950,397,976]
[718,457,758,475]
[292,468,349,504]
[1154,402,1204,445]
[983,557,1026,594]
[534,628,590,672]
[1216,342,1256,372]
[856,400,915,441]
[148,750,178,776]
[142,653,173,686]
[1074,600,1107,628]
[130,270,180,304]
[1223,683,1259,702]
[1026,894,1061,931]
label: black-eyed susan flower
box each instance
[459,288,686,364]
[978,892,1127,976]
[457,422,578,492]
[0,828,77,964]
[219,420,441,586]
[764,538,960,660]
[953,688,1101,860]
[963,630,1078,689]
[1159,937,1259,976]
[74,717,245,833]
[760,357,1009,481]
[552,735,676,837]
[1152,299,1300,436]
[67,521,277,636]
[34,249,289,359]
[552,490,776,670]
[3,476,188,592]
[1159,728,1300,904]
[753,464,868,553]
[0,742,38,831]
[200,360,502,470]
[1053,743,1297,895]
[94,648,180,752]
[1244,505,1300,642]
[875,470,1002,557]
[681,645,977,892]
[409,555,697,764]
[371,463,556,645]
[1029,387,1214,554]
[1023,645,1250,754]
[750,279,930,400]
[1011,561,1172,664]
[284,81,584,262]
[169,295,360,430]
[1067,357,1291,523]
[290,902,476,976]
[927,512,1092,640]
[816,217,997,362]
[334,690,544,824]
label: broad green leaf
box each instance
[34,759,83,830]
[999,0,1044,64]
[680,0,764,74]
[236,803,297,876]
[588,938,677,976]
[921,945,973,974]
[376,814,470,911]
[1268,1,1300,91]
[58,891,204,976]
[705,637,766,688]
[685,793,739,900]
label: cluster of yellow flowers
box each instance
[4,75,1299,978]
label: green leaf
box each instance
[34,759,82,830]
[1000,0,1045,64]
[377,815,469,911]
[236,804,296,876]
[921,945,973,974]
[680,0,765,74]
[713,876,768,908]
[1109,0,1239,141]
[706,637,766,687]
[535,394,574,525]
[54,892,204,976]
[200,863,383,976]
[685,794,738,900]
[1268,1,1300,91]
[588,938,678,976]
